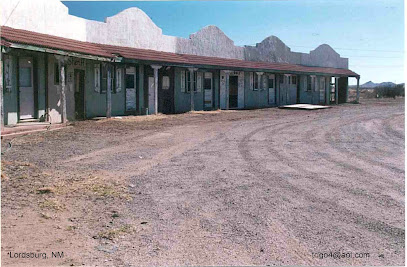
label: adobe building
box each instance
[0,0,360,126]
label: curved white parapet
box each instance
[1,0,348,68]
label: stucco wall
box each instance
[1,0,349,69]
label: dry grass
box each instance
[39,199,65,211]
[96,224,135,240]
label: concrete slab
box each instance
[279,104,331,110]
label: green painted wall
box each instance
[2,51,47,125]
[3,54,18,125]
[85,60,126,118]
[174,67,204,113]
[244,72,268,109]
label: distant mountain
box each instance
[359,81,397,88]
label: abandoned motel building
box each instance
[0,1,360,127]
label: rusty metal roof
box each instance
[1,26,359,77]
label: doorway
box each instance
[19,57,34,120]
[204,72,213,110]
[268,74,276,105]
[74,69,85,120]
[158,68,174,114]
[229,76,238,109]
[125,67,137,113]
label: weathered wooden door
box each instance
[19,57,34,120]
[268,74,276,105]
[74,69,85,119]
[279,75,287,105]
[229,76,238,108]
[288,75,297,104]
[125,67,136,112]
[203,72,213,110]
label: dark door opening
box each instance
[229,76,238,109]
[74,69,85,120]
[158,68,174,114]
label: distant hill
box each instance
[349,81,402,89]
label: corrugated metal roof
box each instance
[1,26,359,77]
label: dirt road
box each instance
[1,98,404,266]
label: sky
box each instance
[62,0,404,85]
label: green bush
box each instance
[375,84,405,98]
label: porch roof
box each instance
[1,26,359,77]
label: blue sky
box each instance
[62,0,404,85]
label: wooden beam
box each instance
[58,60,67,123]
[356,77,360,103]
[9,43,113,62]
[0,50,3,126]
[188,67,198,111]
[151,65,162,115]
[106,64,112,118]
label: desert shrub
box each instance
[375,84,405,98]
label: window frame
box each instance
[253,72,259,91]
[186,71,197,93]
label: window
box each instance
[100,65,107,93]
[307,76,312,91]
[100,64,114,94]
[280,75,284,84]
[204,76,212,89]
[162,76,170,90]
[186,71,197,93]
[94,64,100,93]
[253,72,259,90]
[125,73,134,89]
[292,76,297,85]
[268,78,274,89]
[115,67,123,93]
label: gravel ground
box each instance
[1,98,404,266]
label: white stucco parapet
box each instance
[1,0,348,69]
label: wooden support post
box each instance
[225,71,231,110]
[58,59,67,124]
[188,67,198,111]
[106,64,112,118]
[44,53,49,122]
[325,77,330,105]
[356,77,360,103]
[0,50,3,127]
[151,65,162,115]
[335,77,339,105]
